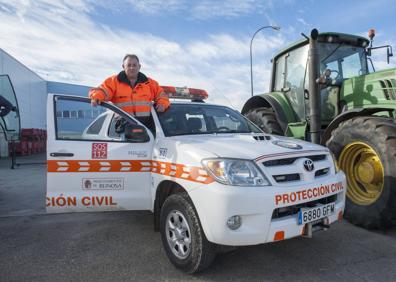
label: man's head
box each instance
[122,54,141,79]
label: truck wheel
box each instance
[245,107,283,135]
[326,117,396,229]
[160,193,216,273]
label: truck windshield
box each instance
[319,43,368,79]
[158,104,262,137]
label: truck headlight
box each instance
[202,158,270,186]
[329,152,340,173]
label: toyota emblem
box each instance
[303,159,314,172]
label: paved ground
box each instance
[1,154,396,281]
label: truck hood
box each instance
[169,134,327,160]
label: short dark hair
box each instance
[123,54,139,63]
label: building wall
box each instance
[47,81,91,97]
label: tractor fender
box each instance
[242,95,291,132]
[321,107,392,145]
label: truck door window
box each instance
[108,115,139,139]
[54,97,133,142]
[86,115,106,135]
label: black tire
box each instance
[326,117,396,229]
[245,107,283,135]
[160,193,216,273]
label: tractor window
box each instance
[284,45,309,121]
[274,54,286,91]
[342,52,366,78]
[319,43,368,79]
[273,45,309,121]
[286,45,309,90]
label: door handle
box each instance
[50,152,74,157]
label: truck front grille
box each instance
[273,173,300,183]
[315,168,330,177]
[271,194,337,219]
[261,154,330,183]
[263,154,326,167]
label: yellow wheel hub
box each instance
[339,142,384,205]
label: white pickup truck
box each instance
[46,89,346,273]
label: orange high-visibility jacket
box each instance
[89,71,170,117]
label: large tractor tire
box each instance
[245,107,283,135]
[326,116,396,229]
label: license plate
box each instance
[298,203,335,225]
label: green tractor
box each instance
[242,29,396,229]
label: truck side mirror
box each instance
[124,123,150,142]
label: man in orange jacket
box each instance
[89,54,170,132]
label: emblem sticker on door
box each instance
[128,150,148,158]
[82,178,124,190]
[92,143,108,159]
[159,148,168,158]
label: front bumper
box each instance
[188,171,346,246]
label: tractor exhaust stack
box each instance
[308,28,321,144]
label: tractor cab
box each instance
[270,32,370,125]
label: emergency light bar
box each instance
[161,86,208,101]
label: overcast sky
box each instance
[0,0,395,110]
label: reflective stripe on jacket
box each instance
[89,71,170,116]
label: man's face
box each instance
[122,57,140,78]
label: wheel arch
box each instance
[241,94,291,132]
[321,107,393,146]
[153,180,215,243]
[154,180,187,231]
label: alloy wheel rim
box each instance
[339,142,384,205]
[165,210,192,259]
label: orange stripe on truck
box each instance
[47,160,214,184]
